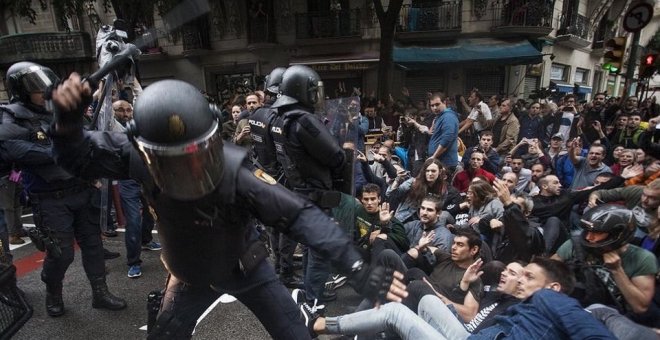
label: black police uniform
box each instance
[270,102,347,303]
[52,123,366,339]
[0,102,125,316]
[248,101,300,285]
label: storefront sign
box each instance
[308,62,374,72]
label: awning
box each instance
[575,85,592,94]
[394,39,542,70]
[290,51,379,65]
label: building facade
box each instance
[1,0,659,104]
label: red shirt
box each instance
[452,168,496,192]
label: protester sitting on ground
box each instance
[455,180,503,230]
[452,151,496,193]
[401,195,454,272]
[386,158,449,224]
[461,131,500,175]
[352,183,409,259]
[588,176,660,236]
[552,205,657,322]
[501,155,532,195]
[479,179,545,263]
[301,257,615,339]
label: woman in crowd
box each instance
[460,180,504,230]
[386,158,460,224]
[611,149,636,176]
[221,104,241,141]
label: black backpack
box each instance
[566,235,625,312]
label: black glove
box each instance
[349,263,395,304]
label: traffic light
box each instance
[640,53,658,78]
[603,37,627,74]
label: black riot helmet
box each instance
[271,65,323,109]
[5,61,60,104]
[129,80,223,201]
[579,204,635,255]
[264,67,286,95]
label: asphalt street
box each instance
[8,215,362,340]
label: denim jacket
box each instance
[470,289,615,339]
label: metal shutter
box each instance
[464,67,505,96]
[523,76,540,100]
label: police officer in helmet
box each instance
[0,62,126,317]
[49,73,407,339]
[249,67,302,289]
[270,65,350,308]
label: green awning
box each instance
[394,38,542,70]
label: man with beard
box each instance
[582,92,607,144]
[616,113,646,149]
[401,196,454,272]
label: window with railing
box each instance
[295,8,361,39]
[592,17,614,49]
[490,0,553,28]
[397,1,462,32]
[558,13,589,40]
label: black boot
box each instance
[45,283,64,317]
[91,278,127,310]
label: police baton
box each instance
[43,44,140,113]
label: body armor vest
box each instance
[248,107,280,177]
[270,109,333,191]
[146,144,255,289]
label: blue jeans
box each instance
[119,180,142,266]
[303,247,330,301]
[325,300,454,340]
[586,304,657,340]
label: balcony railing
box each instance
[0,32,93,65]
[182,16,211,53]
[491,0,553,29]
[592,23,614,49]
[557,13,590,40]
[295,9,361,39]
[397,1,462,32]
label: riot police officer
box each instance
[50,74,407,340]
[0,62,126,317]
[270,65,348,305]
[249,67,302,288]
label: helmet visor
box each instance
[135,121,223,201]
[18,66,60,93]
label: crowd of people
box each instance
[2,55,660,339]
[222,82,660,338]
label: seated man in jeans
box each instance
[302,257,617,339]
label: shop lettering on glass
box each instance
[309,63,372,72]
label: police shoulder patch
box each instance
[254,169,276,185]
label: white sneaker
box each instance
[219,294,236,303]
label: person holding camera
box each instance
[542,94,581,147]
